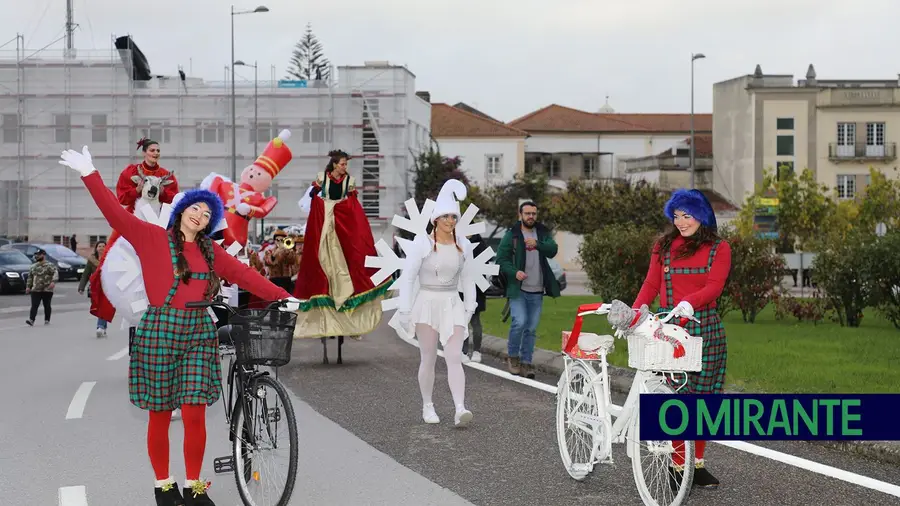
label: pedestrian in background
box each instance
[25,248,58,326]
[79,240,109,337]
[462,233,488,363]
[495,201,560,378]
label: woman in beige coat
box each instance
[78,240,108,337]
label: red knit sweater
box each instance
[82,171,290,309]
[633,235,732,311]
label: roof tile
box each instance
[508,104,712,133]
[431,103,528,138]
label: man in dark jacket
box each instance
[461,234,488,362]
[495,201,559,378]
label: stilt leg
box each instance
[337,336,344,364]
[321,337,329,364]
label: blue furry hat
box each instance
[663,188,717,229]
[166,188,225,234]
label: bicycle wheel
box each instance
[555,360,602,480]
[232,374,299,506]
[628,379,694,506]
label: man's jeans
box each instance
[507,291,544,364]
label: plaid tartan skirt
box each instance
[659,307,727,394]
[129,305,221,411]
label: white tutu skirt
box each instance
[404,289,469,346]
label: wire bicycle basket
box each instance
[228,308,298,367]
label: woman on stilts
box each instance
[59,146,299,506]
[632,188,732,490]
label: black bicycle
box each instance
[185,296,299,506]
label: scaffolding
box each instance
[0,36,427,243]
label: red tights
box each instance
[147,404,207,481]
[672,440,706,467]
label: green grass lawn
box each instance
[480,295,900,394]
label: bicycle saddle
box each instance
[578,332,615,353]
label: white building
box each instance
[429,102,527,186]
[507,103,712,188]
[0,39,431,251]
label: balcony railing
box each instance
[828,142,897,162]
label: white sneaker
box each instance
[422,403,440,424]
[96,328,106,338]
[461,354,471,363]
[471,351,482,363]
[454,407,473,427]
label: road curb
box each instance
[478,333,900,468]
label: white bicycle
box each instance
[555,300,704,506]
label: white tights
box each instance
[416,323,466,409]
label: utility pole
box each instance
[65,0,76,57]
[690,52,706,189]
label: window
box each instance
[89,235,108,246]
[302,122,331,144]
[195,120,226,144]
[143,122,172,143]
[866,122,885,157]
[54,114,71,143]
[2,114,18,143]
[836,122,856,157]
[486,155,502,178]
[582,157,597,178]
[91,114,108,143]
[776,161,794,180]
[776,135,794,156]
[250,121,278,144]
[836,175,856,199]
[548,158,561,178]
[777,118,794,130]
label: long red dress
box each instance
[291,170,392,338]
[89,162,179,322]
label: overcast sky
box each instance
[4,0,898,122]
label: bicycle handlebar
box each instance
[575,301,700,324]
[185,295,288,316]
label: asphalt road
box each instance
[4,291,900,506]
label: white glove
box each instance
[674,300,694,318]
[279,296,301,312]
[236,202,252,215]
[58,146,97,177]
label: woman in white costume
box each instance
[395,180,476,427]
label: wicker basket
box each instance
[627,325,702,372]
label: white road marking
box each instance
[65,382,96,420]
[106,347,129,361]
[58,485,88,506]
[394,331,900,499]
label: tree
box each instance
[286,23,331,82]
[410,147,469,209]
[717,226,786,323]
[544,178,668,235]
[811,229,873,327]
[856,167,900,233]
[468,172,553,238]
[863,231,900,330]
[579,223,659,305]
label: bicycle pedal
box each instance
[213,456,234,474]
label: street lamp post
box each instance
[235,59,261,239]
[690,52,706,189]
[230,5,269,182]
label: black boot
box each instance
[692,464,720,488]
[154,481,184,506]
[184,481,216,506]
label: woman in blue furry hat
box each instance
[633,188,732,491]
[59,146,300,506]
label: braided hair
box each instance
[171,214,221,299]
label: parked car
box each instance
[484,257,567,298]
[0,250,32,294]
[1,243,87,281]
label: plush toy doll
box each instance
[200,130,292,251]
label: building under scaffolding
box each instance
[0,35,433,246]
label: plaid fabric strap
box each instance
[164,235,210,307]
[663,239,722,308]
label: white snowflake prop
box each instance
[364,193,499,332]
[100,193,231,329]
